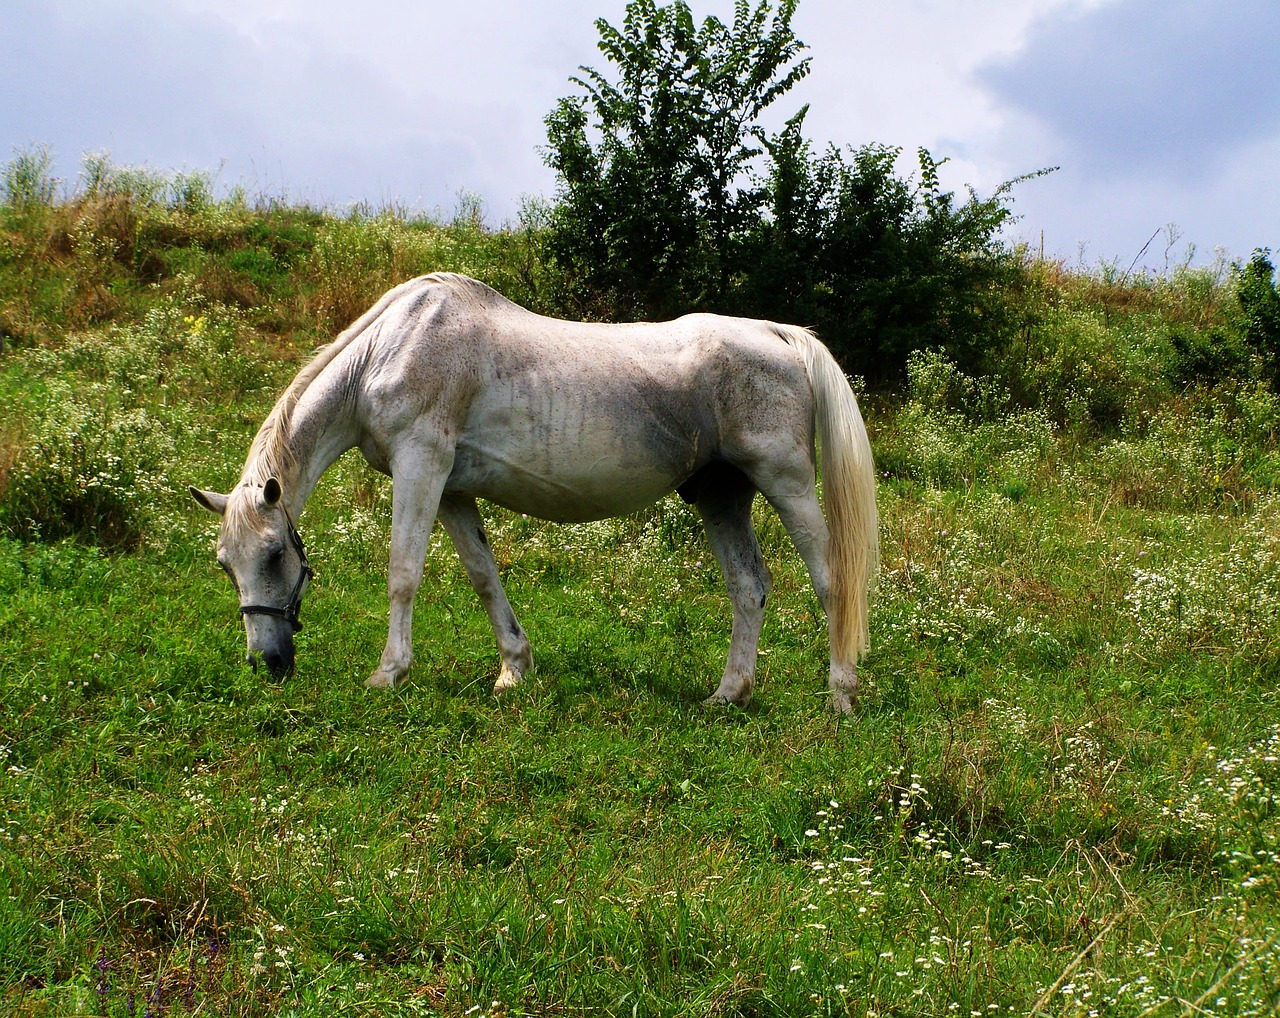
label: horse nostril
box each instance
[263,647,294,677]
[245,653,260,673]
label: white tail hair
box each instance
[786,328,879,661]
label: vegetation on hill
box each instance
[542,0,1044,379]
[3,139,1280,1016]
[3,1,1280,1012]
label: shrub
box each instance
[739,139,1032,379]
[874,351,1056,491]
[1166,324,1253,386]
[1234,249,1280,379]
[1092,384,1280,509]
[2,144,58,208]
[0,381,175,550]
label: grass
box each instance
[3,157,1280,1016]
[6,479,1280,1016]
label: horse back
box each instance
[354,277,815,521]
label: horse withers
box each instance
[191,273,878,711]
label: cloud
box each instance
[0,0,571,216]
[3,0,1273,262]
[978,0,1280,184]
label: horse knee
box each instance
[387,564,424,600]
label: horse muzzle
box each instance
[246,642,295,678]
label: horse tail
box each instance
[786,327,879,662]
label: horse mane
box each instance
[238,275,445,497]
[423,271,514,310]
[238,273,511,495]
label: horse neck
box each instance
[249,362,362,515]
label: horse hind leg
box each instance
[438,494,533,693]
[755,469,859,714]
[693,467,771,708]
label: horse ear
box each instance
[263,477,283,507]
[190,486,229,516]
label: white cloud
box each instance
[978,0,1280,182]
[2,0,1276,263]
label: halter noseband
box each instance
[239,508,313,632]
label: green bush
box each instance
[1085,382,1280,509]
[874,351,1056,492]
[1234,249,1280,377]
[739,137,1031,379]
[1166,323,1253,385]
[1,143,58,208]
[0,381,175,550]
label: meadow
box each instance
[2,158,1279,1016]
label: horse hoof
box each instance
[493,665,523,694]
[364,670,396,689]
[828,691,855,715]
[703,693,750,709]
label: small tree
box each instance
[544,0,808,318]
[543,0,1037,379]
[1235,249,1280,379]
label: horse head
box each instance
[191,477,312,678]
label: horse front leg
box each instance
[366,440,454,690]
[438,494,533,693]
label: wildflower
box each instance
[95,946,111,998]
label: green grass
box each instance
[3,166,1280,1016]
[5,441,1280,1015]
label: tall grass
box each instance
[3,151,1280,1016]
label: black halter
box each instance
[239,508,313,632]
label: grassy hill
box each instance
[2,158,1279,1016]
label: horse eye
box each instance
[219,561,240,592]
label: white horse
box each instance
[192,273,878,711]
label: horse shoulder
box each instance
[355,288,498,441]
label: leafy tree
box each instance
[1235,249,1280,378]
[543,0,808,318]
[543,0,1036,379]
[740,115,1035,376]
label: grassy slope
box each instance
[2,185,1279,1017]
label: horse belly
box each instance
[448,385,708,523]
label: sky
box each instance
[3,0,1277,272]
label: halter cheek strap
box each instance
[239,510,313,632]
